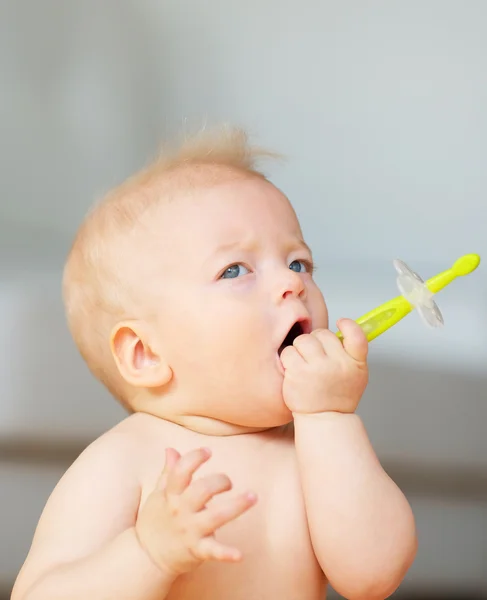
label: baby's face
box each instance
[140,176,328,429]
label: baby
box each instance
[12,127,417,600]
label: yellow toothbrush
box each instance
[336,253,481,343]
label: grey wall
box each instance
[1,1,486,596]
[2,1,486,266]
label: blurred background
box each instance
[1,1,486,598]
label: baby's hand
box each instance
[135,447,257,577]
[281,318,368,414]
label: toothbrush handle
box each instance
[335,254,480,344]
[336,296,412,343]
[425,270,456,294]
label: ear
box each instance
[110,321,172,388]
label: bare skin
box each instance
[12,415,324,600]
[12,175,417,600]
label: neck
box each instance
[180,414,277,436]
[130,389,292,437]
[139,410,274,436]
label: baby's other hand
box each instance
[135,447,257,577]
[281,318,368,414]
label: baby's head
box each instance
[63,127,329,435]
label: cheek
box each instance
[309,287,329,328]
[212,307,267,357]
[203,305,273,373]
[172,297,263,357]
[162,287,275,380]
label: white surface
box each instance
[0,462,68,587]
[404,496,487,592]
[0,265,126,441]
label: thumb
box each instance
[337,318,368,362]
[156,447,181,490]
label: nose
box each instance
[276,268,306,302]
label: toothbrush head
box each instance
[393,259,444,328]
[452,253,481,277]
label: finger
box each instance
[280,345,303,371]
[165,447,212,496]
[156,448,181,490]
[311,328,344,355]
[184,473,233,512]
[194,537,242,563]
[197,492,257,536]
[292,333,325,362]
[337,318,368,362]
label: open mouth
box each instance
[278,321,306,356]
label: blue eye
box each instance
[221,264,250,279]
[289,260,310,273]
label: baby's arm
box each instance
[282,320,417,600]
[293,412,417,600]
[11,432,174,600]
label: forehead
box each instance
[148,177,303,251]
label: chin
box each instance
[244,399,292,429]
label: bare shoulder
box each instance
[13,413,155,597]
[58,412,153,490]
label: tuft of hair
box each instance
[163,124,281,173]
[62,125,281,405]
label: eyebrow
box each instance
[211,237,313,257]
[212,238,257,255]
[296,239,313,256]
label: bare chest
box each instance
[166,505,325,600]
[140,431,325,600]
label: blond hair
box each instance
[63,125,279,403]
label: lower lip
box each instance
[276,353,285,374]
